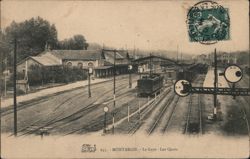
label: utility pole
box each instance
[102,49,127,134]
[175,49,250,124]
[181,51,183,64]
[13,37,17,136]
[103,106,108,134]
[112,50,116,134]
[128,48,132,88]
[129,69,132,88]
[150,53,153,76]
[88,63,93,98]
[4,58,8,96]
[88,71,91,98]
[177,45,179,63]
[128,64,132,88]
[213,48,217,119]
[127,103,130,122]
[138,100,141,121]
[4,72,7,96]
[138,65,142,79]
[103,48,128,134]
[133,44,136,60]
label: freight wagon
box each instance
[177,63,208,82]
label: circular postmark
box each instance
[187,1,230,44]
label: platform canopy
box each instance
[132,55,179,66]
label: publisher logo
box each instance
[81,144,96,153]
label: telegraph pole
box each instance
[102,49,127,134]
[213,48,217,119]
[128,64,132,88]
[127,103,130,122]
[4,58,8,96]
[103,106,109,134]
[88,71,91,98]
[129,70,132,88]
[112,50,116,134]
[13,37,17,136]
[4,72,7,96]
[177,45,179,63]
[87,63,93,98]
[150,53,153,76]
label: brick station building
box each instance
[17,49,133,78]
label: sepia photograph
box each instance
[0,0,249,158]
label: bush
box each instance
[0,78,4,93]
[27,65,87,86]
[4,66,88,88]
[17,88,26,95]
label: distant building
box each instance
[195,54,207,64]
[217,52,237,64]
[194,52,237,65]
[17,49,132,78]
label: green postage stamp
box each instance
[187,1,230,44]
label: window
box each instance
[168,72,172,78]
[67,62,72,67]
[87,62,94,67]
[78,62,83,69]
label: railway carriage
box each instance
[177,63,208,82]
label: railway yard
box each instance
[1,67,249,137]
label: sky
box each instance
[1,0,249,55]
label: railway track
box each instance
[126,86,173,135]
[52,91,137,134]
[2,75,135,112]
[229,75,250,136]
[237,92,250,135]
[238,99,250,131]
[161,96,179,133]
[64,93,141,135]
[1,77,131,116]
[184,94,203,135]
[19,92,132,136]
[15,79,136,136]
[147,93,177,135]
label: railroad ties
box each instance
[184,94,203,135]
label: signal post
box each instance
[174,50,250,121]
[87,62,94,98]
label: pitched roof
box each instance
[48,50,103,60]
[30,56,61,66]
[103,50,129,59]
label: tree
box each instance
[4,17,58,62]
[1,16,89,70]
[237,51,249,65]
[88,43,102,50]
[0,30,11,75]
[57,34,88,50]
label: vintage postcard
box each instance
[0,0,249,158]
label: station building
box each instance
[17,49,132,78]
[132,55,180,82]
[194,52,237,66]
